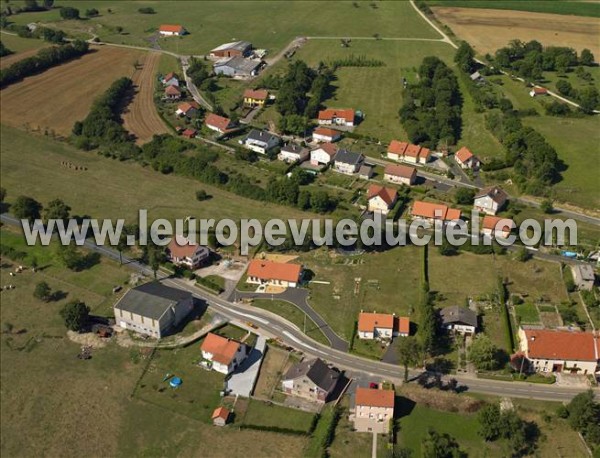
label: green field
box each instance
[515,302,541,324]
[4,1,439,54]
[241,398,315,432]
[0,32,49,54]
[425,0,600,17]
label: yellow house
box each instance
[243,88,269,107]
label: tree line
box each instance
[399,56,462,148]
[0,39,89,88]
[0,40,12,57]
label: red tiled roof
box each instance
[165,85,181,95]
[247,259,302,283]
[212,406,230,421]
[412,201,461,221]
[318,108,355,121]
[524,329,599,362]
[314,127,340,138]
[396,317,410,335]
[385,164,416,179]
[177,101,200,114]
[182,129,197,138]
[201,333,242,365]
[404,144,421,158]
[367,184,397,207]
[168,238,199,258]
[243,88,268,100]
[205,113,233,131]
[482,215,513,232]
[355,387,395,408]
[314,142,338,157]
[163,72,177,82]
[455,147,474,163]
[532,87,548,94]
[420,147,431,160]
[160,24,185,33]
[358,312,394,332]
[388,140,409,156]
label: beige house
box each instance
[384,164,417,186]
[281,358,340,403]
[212,407,230,426]
[367,184,397,216]
[474,186,508,215]
[246,259,303,288]
[481,215,513,239]
[113,282,194,339]
[353,387,395,433]
[518,327,599,375]
[455,146,480,170]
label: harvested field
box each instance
[122,51,169,144]
[0,47,43,69]
[432,7,600,56]
[0,46,144,136]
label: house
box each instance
[530,87,548,97]
[164,84,182,100]
[167,238,210,269]
[176,101,200,118]
[243,88,268,107]
[353,387,395,433]
[162,72,179,86]
[357,312,409,339]
[571,264,596,291]
[333,149,364,174]
[518,327,599,375]
[470,71,484,83]
[440,306,477,335]
[384,164,416,186]
[113,281,194,339]
[358,164,374,180]
[387,140,408,161]
[201,332,248,375]
[242,129,280,155]
[281,358,340,403]
[310,143,337,166]
[317,108,355,127]
[455,147,480,170]
[182,128,197,139]
[210,41,252,58]
[313,127,341,143]
[214,57,261,77]
[212,407,230,426]
[367,185,397,215]
[474,186,508,215]
[403,144,422,164]
[246,259,303,288]
[481,215,513,239]
[411,201,462,225]
[278,143,309,163]
[159,25,187,36]
[205,113,236,134]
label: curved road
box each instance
[2,214,596,401]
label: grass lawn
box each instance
[0,33,49,54]
[299,246,423,340]
[480,307,511,352]
[351,337,387,360]
[0,124,318,223]
[425,0,600,17]
[254,345,292,399]
[251,299,330,346]
[329,397,372,458]
[514,302,541,325]
[8,1,439,55]
[241,398,315,432]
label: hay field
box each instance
[432,7,600,56]
[0,45,143,136]
[122,51,169,144]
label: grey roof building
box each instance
[440,306,478,334]
[114,281,194,339]
[334,149,363,165]
[214,56,261,77]
[210,40,252,57]
[243,129,281,154]
[282,358,340,403]
[571,264,596,291]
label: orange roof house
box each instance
[455,147,474,163]
[358,312,394,333]
[385,164,417,181]
[411,201,462,222]
[212,406,230,426]
[481,215,513,237]
[313,127,342,142]
[387,140,409,157]
[205,113,235,133]
[367,184,398,207]
[530,87,548,96]
[243,88,269,101]
[201,333,243,366]
[355,387,395,409]
[176,101,200,117]
[396,317,410,336]
[404,144,421,159]
[317,108,355,126]
[358,312,410,338]
[247,259,303,286]
[159,24,186,35]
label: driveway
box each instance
[233,288,349,352]
[226,335,267,397]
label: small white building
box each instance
[278,143,309,163]
[439,306,477,335]
[332,149,363,174]
[353,387,395,433]
[367,185,397,216]
[159,25,187,36]
[167,239,210,270]
[481,215,513,239]
[357,312,409,339]
[312,127,341,143]
[201,332,248,375]
[317,108,355,127]
[242,129,280,155]
[474,186,508,215]
[571,264,596,291]
[455,147,480,170]
[310,143,337,166]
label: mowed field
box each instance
[7,1,439,55]
[432,7,600,56]
[0,34,50,69]
[0,46,143,136]
[426,0,600,17]
[122,51,169,144]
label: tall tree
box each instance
[454,41,476,74]
[396,337,422,382]
[60,300,90,332]
[12,195,42,222]
[43,198,71,223]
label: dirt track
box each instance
[0,46,143,136]
[432,7,600,56]
[122,51,169,144]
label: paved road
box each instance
[2,213,596,401]
[179,55,213,110]
[232,288,349,352]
